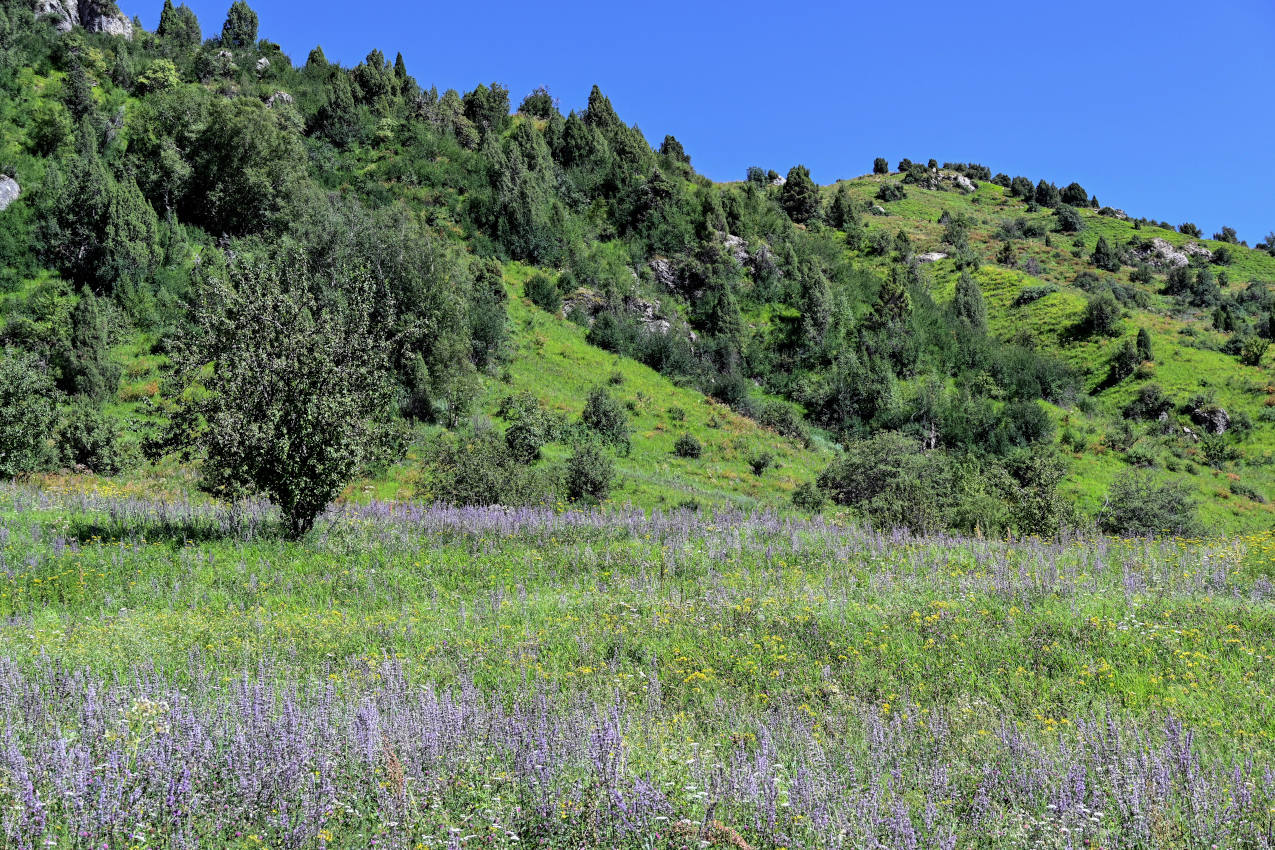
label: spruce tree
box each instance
[1092,236,1121,272]
[220,0,257,48]
[1136,327,1153,362]
[952,271,988,333]
[780,164,819,225]
[65,289,121,402]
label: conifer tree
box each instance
[220,0,257,48]
[64,289,121,402]
[952,271,988,333]
[780,164,819,225]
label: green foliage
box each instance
[1238,335,1269,366]
[791,480,826,512]
[1053,203,1084,233]
[136,58,180,93]
[518,86,555,120]
[779,164,819,224]
[748,451,773,476]
[951,270,987,333]
[0,349,58,478]
[672,432,702,459]
[872,157,889,175]
[1178,222,1202,237]
[58,402,126,475]
[499,392,563,463]
[580,386,630,450]
[1060,182,1089,206]
[1100,471,1201,537]
[1033,180,1060,207]
[1135,327,1153,362]
[1091,235,1121,272]
[875,182,905,202]
[524,272,561,314]
[427,427,549,506]
[37,156,161,292]
[1124,383,1173,420]
[157,1,201,46]
[62,289,120,402]
[220,0,258,48]
[156,254,401,539]
[1085,290,1122,336]
[817,431,954,532]
[564,439,614,502]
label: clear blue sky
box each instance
[136,0,1274,244]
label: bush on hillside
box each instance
[1100,471,1201,537]
[672,433,702,458]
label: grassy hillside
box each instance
[816,172,1275,531]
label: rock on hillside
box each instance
[1131,238,1189,270]
[34,0,132,38]
[0,176,18,212]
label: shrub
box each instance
[672,433,702,459]
[1053,204,1084,233]
[748,451,774,476]
[756,401,811,445]
[0,349,59,478]
[428,428,546,506]
[565,441,614,502]
[791,481,826,512]
[872,157,889,175]
[524,273,561,313]
[667,405,686,422]
[1124,384,1173,421]
[58,404,127,475]
[1085,290,1122,335]
[1014,284,1058,306]
[581,387,630,449]
[1100,471,1201,537]
[1239,335,1269,366]
[875,183,906,203]
[1178,222,1202,237]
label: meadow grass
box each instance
[2,485,1274,848]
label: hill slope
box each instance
[0,0,1272,535]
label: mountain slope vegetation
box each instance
[1,0,1272,534]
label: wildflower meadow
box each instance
[1,486,1273,848]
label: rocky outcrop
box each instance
[1098,207,1129,221]
[1131,237,1189,270]
[265,91,294,108]
[1190,404,1230,435]
[35,0,132,38]
[723,234,750,266]
[916,251,947,264]
[35,0,76,31]
[0,176,19,212]
[649,257,678,291]
[255,57,271,74]
[949,173,977,194]
[914,171,977,194]
[1183,241,1213,262]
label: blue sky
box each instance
[139,0,1273,244]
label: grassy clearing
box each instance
[1,488,1273,847]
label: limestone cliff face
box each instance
[34,0,132,39]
